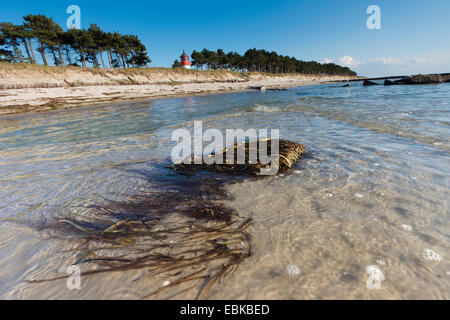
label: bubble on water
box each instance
[433,142,442,146]
[162,281,170,287]
[376,260,386,266]
[295,170,302,174]
[401,224,412,232]
[252,104,281,113]
[423,249,442,262]
[365,265,385,281]
[374,163,381,167]
[355,193,364,199]
[325,192,334,198]
[279,174,285,177]
[287,265,301,276]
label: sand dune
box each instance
[0,63,358,115]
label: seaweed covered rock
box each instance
[397,74,450,84]
[175,139,306,175]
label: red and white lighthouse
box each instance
[180,50,191,69]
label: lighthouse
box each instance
[180,51,191,69]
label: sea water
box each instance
[0,82,449,299]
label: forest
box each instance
[0,15,151,68]
[1,14,356,76]
[174,48,357,76]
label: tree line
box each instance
[183,48,356,76]
[0,14,151,68]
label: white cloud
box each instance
[368,57,397,65]
[336,56,400,69]
[338,55,361,68]
[322,58,333,64]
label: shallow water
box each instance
[0,83,449,299]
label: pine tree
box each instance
[172,59,181,68]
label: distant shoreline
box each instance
[0,63,359,115]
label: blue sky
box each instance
[1,0,450,77]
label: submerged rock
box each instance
[175,139,307,176]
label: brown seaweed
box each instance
[26,139,306,299]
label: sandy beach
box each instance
[0,64,357,115]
